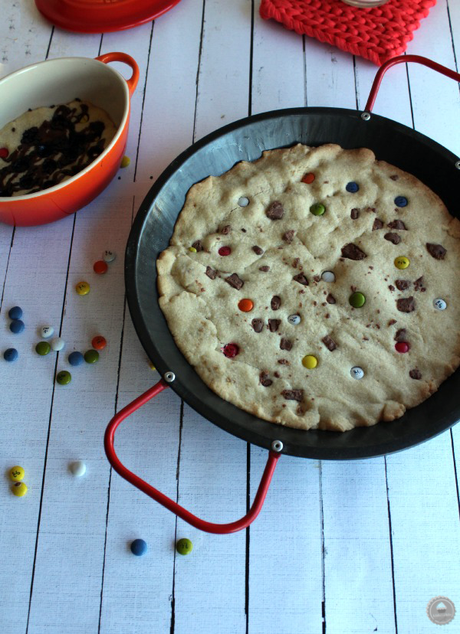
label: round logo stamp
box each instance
[427,596,456,625]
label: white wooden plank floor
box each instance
[0,1,459,633]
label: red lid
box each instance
[35,0,182,34]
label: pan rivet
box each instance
[164,371,176,383]
[271,440,283,453]
[455,160,460,170]
[361,112,371,121]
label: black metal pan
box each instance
[105,55,460,533]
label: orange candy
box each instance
[238,298,254,312]
[92,335,107,350]
[302,172,315,184]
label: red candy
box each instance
[218,246,232,256]
[302,172,315,184]
[92,335,107,350]
[93,260,108,274]
[395,342,410,353]
[222,343,239,358]
[0,147,9,159]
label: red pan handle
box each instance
[104,379,281,534]
[365,55,460,113]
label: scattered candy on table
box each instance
[36,341,51,356]
[4,348,18,362]
[103,250,116,263]
[176,538,193,556]
[84,349,99,364]
[9,466,25,482]
[433,298,447,310]
[394,256,410,270]
[40,326,54,339]
[8,306,23,320]
[76,282,90,296]
[69,461,86,477]
[395,342,410,354]
[120,155,131,168]
[346,182,359,193]
[130,539,148,556]
[10,319,25,334]
[302,355,318,369]
[68,351,84,366]
[11,482,28,497]
[349,292,366,308]
[310,202,326,216]
[238,299,254,312]
[51,337,65,352]
[56,370,72,385]
[350,366,364,380]
[91,336,107,350]
[321,271,335,283]
[93,260,108,275]
[238,196,249,207]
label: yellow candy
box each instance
[120,156,131,168]
[188,247,197,253]
[302,355,318,369]
[148,361,156,371]
[394,256,410,270]
[12,482,28,497]
[76,281,90,296]
[9,466,25,482]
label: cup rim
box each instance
[0,56,130,201]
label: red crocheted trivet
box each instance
[260,0,437,66]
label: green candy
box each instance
[310,202,326,216]
[349,292,366,308]
[36,341,51,356]
[56,370,72,385]
[84,349,100,364]
[176,538,193,556]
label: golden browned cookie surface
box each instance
[157,144,460,431]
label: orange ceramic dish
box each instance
[0,52,139,226]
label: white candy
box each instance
[69,461,86,477]
[350,366,364,380]
[51,337,65,352]
[103,250,116,263]
[288,314,301,325]
[321,271,336,283]
[41,325,54,339]
[433,298,447,311]
[238,197,249,207]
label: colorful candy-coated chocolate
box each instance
[349,292,366,308]
[51,337,65,352]
[9,466,25,482]
[310,203,325,216]
[346,182,359,193]
[12,482,28,497]
[395,342,410,353]
[223,343,239,358]
[93,260,108,275]
[288,314,301,325]
[302,355,318,369]
[40,326,54,339]
[321,271,335,283]
[10,319,25,334]
[84,349,99,364]
[350,366,364,380]
[103,250,116,263]
[76,281,90,296]
[394,256,410,270]
[68,351,84,366]
[188,247,197,253]
[8,306,23,320]
[433,298,447,310]
[0,147,9,159]
[131,538,148,556]
[176,538,193,555]
[302,173,315,184]
[36,341,51,356]
[56,370,72,385]
[4,348,18,362]
[394,196,408,207]
[218,246,232,256]
[120,156,131,168]
[92,336,107,350]
[69,461,86,477]
[238,298,254,312]
[238,197,249,207]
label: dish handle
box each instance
[104,379,281,534]
[365,54,460,113]
[95,52,140,97]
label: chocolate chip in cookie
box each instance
[372,218,384,231]
[280,338,293,351]
[252,245,264,255]
[426,243,446,260]
[283,230,295,243]
[225,273,244,290]
[281,389,303,402]
[409,368,422,380]
[293,273,309,286]
[271,295,281,310]
[395,279,411,291]
[384,233,402,245]
[395,328,408,343]
[322,335,337,351]
[259,371,273,387]
[341,243,367,260]
[205,266,217,280]
[350,208,360,220]
[251,318,264,333]
[192,240,203,252]
[396,297,415,313]
[266,201,284,220]
[268,319,281,332]
[326,293,336,304]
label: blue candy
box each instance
[4,348,18,362]
[68,351,84,366]
[130,539,147,556]
[10,319,25,334]
[346,182,359,193]
[395,196,408,207]
[8,306,23,320]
